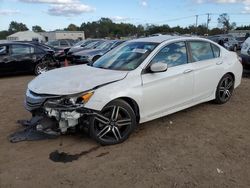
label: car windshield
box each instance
[47,41,59,46]
[74,40,85,46]
[96,41,114,50]
[84,41,102,48]
[92,42,158,71]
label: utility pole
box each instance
[206,13,211,34]
[195,15,198,34]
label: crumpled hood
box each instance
[28,65,128,95]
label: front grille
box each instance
[25,89,59,111]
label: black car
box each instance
[0,42,60,76]
[46,39,76,62]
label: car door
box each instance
[10,44,35,72]
[0,44,16,73]
[188,41,224,102]
[141,41,194,120]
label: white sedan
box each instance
[25,35,243,145]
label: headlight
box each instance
[45,91,94,109]
[80,56,88,60]
[66,91,94,105]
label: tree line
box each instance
[0,13,249,40]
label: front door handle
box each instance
[183,69,193,74]
[216,61,223,65]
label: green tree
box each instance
[217,13,236,33]
[8,21,29,33]
[32,25,45,32]
[65,24,79,31]
[0,30,10,40]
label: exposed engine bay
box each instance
[9,89,97,142]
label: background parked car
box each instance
[208,34,240,51]
[46,39,75,61]
[241,37,250,71]
[0,42,59,76]
[71,40,125,64]
[236,37,246,48]
[66,39,106,62]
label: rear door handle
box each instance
[183,69,193,74]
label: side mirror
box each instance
[150,62,168,73]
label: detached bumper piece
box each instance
[9,116,60,143]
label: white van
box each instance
[241,37,250,70]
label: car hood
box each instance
[28,65,128,95]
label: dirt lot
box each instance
[0,75,250,188]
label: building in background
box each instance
[40,31,85,42]
[7,31,45,42]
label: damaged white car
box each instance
[24,35,243,145]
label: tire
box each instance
[214,74,234,104]
[34,62,48,75]
[90,99,137,145]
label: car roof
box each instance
[0,42,37,46]
[130,35,203,43]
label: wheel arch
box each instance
[105,97,140,123]
[92,55,101,62]
[225,72,235,81]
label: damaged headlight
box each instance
[44,91,94,110]
[64,91,94,105]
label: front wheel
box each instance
[214,74,234,104]
[90,99,136,145]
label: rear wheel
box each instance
[34,62,48,75]
[90,99,136,145]
[215,74,234,104]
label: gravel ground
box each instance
[0,75,250,188]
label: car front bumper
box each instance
[25,89,95,133]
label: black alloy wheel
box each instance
[215,74,234,104]
[90,99,136,145]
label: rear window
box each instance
[189,41,214,62]
[60,40,68,47]
[211,44,220,58]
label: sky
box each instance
[1,0,250,31]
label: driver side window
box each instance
[151,42,188,68]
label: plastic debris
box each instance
[9,116,59,143]
[217,168,224,174]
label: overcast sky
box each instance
[0,0,250,31]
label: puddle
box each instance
[49,146,100,163]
